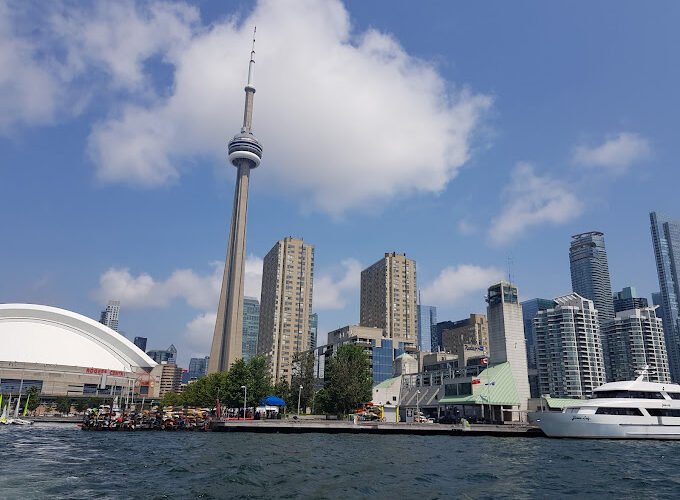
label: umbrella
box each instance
[260,395,286,406]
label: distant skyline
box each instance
[2,0,679,366]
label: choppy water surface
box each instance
[1,423,680,499]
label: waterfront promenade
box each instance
[211,419,544,437]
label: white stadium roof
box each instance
[0,303,156,372]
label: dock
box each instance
[211,420,545,437]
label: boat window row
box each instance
[595,407,643,416]
[667,393,680,400]
[646,408,680,417]
[593,390,664,399]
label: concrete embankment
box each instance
[211,420,545,437]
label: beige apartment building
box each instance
[441,313,489,365]
[360,252,417,345]
[257,237,315,383]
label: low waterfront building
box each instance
[603,307,671,383]
[309,325,418,385]
[0,303,156,399]
[535,293,606,398]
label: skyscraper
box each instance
[486,281,530,413]
[99,300,120,332]
[534,294,606,398]
[257,237,315,383]
[208,30,263,374]
[521,298,555,398]
[133,336,147,352]
[360,253,417,345]
[309,313,318,350]
[187,356,210,381]
[613,286,649,313]
[242,297,260,361]
[416,305,437,353]
[569,232,615,322]
[603,307,670,384]
[146,344,177,365]
[440,314,489,362]
[650,212,680,381]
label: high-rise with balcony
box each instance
[569,232,615,322]
[603,307,670,384]
[650,212,680,381]
[99,300,120,332]
[535,294,606,398]
[257,237,314,383]
[521,298,555,398]
[360,253,417,345]
[613,286,649,314]
[486,281,530,413]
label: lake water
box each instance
[1,423,679,499]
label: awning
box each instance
[260,395,286,406]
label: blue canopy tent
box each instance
[260,395,286,406]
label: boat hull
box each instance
[530,412,680,440]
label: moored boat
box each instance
[531,370,680,439]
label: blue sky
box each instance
[2,0,678,367]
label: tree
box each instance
[160,391,182,407]
[25,386,41,412]
[247,355,273,406]
[290,352,316,413]
[323,344,372,416]
[55,397,72,415]
[73,399,89,413]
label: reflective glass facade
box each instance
[417,305,437,353]
[650,212,680,381]
[242,297,260,361]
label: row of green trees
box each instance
[161,344,373,416]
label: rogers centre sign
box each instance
[86,368,126,376]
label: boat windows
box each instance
[594,390,664,399]
[595,407,643,416]
[667,393,680,400]
[646,408,680,417]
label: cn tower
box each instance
[208,29,263,373]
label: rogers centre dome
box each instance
[0,304,157,398]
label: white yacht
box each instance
[532,372,680,439]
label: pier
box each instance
[211,420,545,437]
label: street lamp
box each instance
[297,385,303,416]
[416,389,421,423]
[241,385,247,420]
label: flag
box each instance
[480,357,489,365]
[472,379,481,385]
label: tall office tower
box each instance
[99,300,120,332]
[187,356,210,381]
[486,281,530,413]
[613,286,649,313]
[257,237,315,383]
[360,253,417,345]
[569,232,615,322]
[603,307,670,383]
[158,363,182,396]
[242,297,260,361]
[208,31,263,374]
[534,294,606,398]
[650,212,680,381]
[309,313,318,350]
[417,305,437,352]
[441,314,489,362]
[521,298,556,398]
[133,336,148,352]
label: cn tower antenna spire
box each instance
[247,26,256,87]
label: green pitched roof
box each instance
[439,362,521,406]
[373,376,401,389]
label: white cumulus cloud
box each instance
[313,258,362,310]
[420,264,504,306]
[94,254,263,310]
[489,163,583,245]
[28,0,490,214]
[573,132,651,174]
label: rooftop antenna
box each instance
[507,256,514,285]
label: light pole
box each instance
[297,385,303,416]
[415,389,421,423]
[241,385,247,420]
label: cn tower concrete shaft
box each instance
[208,30,262,373]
